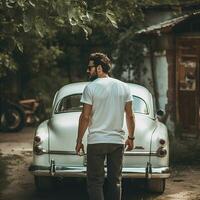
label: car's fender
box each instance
[150,120,169,167]
[33,120,50,166]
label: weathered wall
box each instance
[141,51,168,111]
[154,51,168,110]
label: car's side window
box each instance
[55,94,82,113]
[132,96,148,114]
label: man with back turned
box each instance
[76,52,135,200]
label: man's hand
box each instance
[125,138,134,151]
[75,103,92,156]
[75,142,85,156]
[125,101,135,151]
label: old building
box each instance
[136,3,200,137]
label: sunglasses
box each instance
[87,65,95,71]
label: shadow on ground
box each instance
[28,179,160,200]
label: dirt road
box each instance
[0,128,200,200]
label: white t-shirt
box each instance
[81,77,132,144]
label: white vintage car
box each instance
[29,82,170,193]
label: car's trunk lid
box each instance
[48,112,86,166]
[48,112,156,167]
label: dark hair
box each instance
[89,52,112,73]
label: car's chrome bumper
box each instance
[29,164,170,179]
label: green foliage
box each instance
[105,9,118,28]
[31,45,63,72]
[112,38,144,82]
[12,32,66,102]
[0,53,17,77]
[24,68,68,109]
[0,0,95,48]
[0,0,120,80]
[1,0,199,103]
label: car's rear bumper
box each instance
[29,164,170,179]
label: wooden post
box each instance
[149,40,160,111]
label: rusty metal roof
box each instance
[136,11,200,35]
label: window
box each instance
[55,94,148,114]
[55,94,82,113]
[132,96,148,114]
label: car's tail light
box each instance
[34,136,41,144]
[33,136,45,155]
[157,147,167,157]
[159,139,166,145]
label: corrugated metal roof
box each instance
[136,11,200,35]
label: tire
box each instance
[147,178,166,194]
[34,176,54,192]
[0,103,25,132]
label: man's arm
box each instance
[125,101,135,151]
[75,103,92,155]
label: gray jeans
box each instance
[87,143,124,200]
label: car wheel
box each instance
[0,103,25,132]
[147,178,165,194]
[34,176,54,191]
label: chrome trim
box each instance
[124,151,157,156]
[39,150,158,156]
[29,165,170,179]
[50,159,56,176]
[48,150,77,155]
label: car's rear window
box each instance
[133,96,148,114]
[55,94,148,114]
[55,94,82,113]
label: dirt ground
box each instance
[0,128,200,200]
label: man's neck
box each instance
[98,73,109,78]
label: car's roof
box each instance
[57,82,89,98]
[56,81,152,103]
[52,81,155,118]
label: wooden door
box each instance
[176,37,200,136]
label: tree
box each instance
[1,0,198,101]
[1,0,187,77]
[0,0,89,77]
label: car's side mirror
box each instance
[156,110,165,122]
